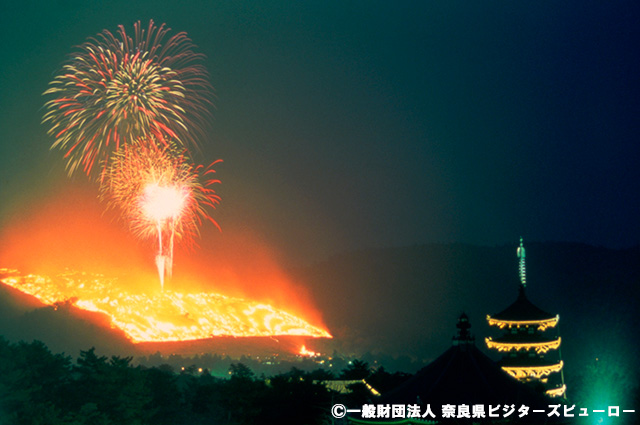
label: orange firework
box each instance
[43,20,212,177]
[101,141,221,289]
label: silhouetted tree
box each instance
[367,366,411,393]
[144,366,183,425]
[262,368,332,425]
[222,363,266,424]
[339,359,370,380]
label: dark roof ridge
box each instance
[490,284,555,322]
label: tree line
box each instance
[0,337,409,425]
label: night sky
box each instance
[1,1,639,266]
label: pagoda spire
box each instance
[517,237,526,288]
[486,238,566,398]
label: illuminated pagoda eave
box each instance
[501,360,564,380]
[486,314,559,331]
[485,336,561,354]
[546,384,567,398]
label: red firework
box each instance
[43,20,212,177]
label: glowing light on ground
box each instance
[299,345,319,357]
[0,268,331,342]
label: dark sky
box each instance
[1,0,639,264]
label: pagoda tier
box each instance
[486,335,561,354]
[487,285,559,330]
[500,357,564,380]
[487,315,558,331]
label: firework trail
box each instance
[101,141,221,289]
[43,20,212,177]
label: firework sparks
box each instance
[141,183,188,222]
[43,19,212,177]
[101,141,221,289]
[139,182,189,288]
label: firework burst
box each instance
[43,20,212,177]
[101,141,221,289]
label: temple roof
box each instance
[379,315,557,411]
[489,285,556,322]
[351,315,571,424]
[380,343,551,408]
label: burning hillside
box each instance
[0,268,331,342]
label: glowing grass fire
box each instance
[0,269,331,342]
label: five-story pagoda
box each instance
[485,238,566,398]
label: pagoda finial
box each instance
[453,312,475,345]
[517,237,526,288]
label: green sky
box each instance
[1,0,638,263]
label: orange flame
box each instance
[0,269,330,342]
[299,345,319,357]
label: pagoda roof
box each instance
[489,285,556,322]
[489,334,560,344]
[499,356,563,368]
